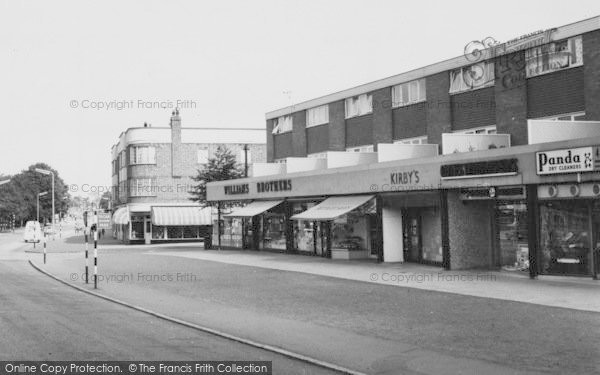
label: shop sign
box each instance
[390,170,420,185]
[536,147,593,175]
[256,179,292,193]
[224,183,249,195]
[441,159,518,179]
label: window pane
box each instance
[409,81,418,102]
[418,79,426,101]
[401,85,409,105]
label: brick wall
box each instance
[273,132,294,160]
[372,87,393,150]
[345,114,373,148]
[266,119,275,162]
[583,30,600,120]
[425,72,452,150]
[495,51,528,145]
[392,103,428,140]
[292,110,307,157]
[306,124,329,154]
[447,190,493,270]
[328,100,346,151]
[527,66,585,118]
[451,87,496,131]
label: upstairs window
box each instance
[306,104,329,127]
[346,145,374,152]
[392,79,426,107]
[394,136,428,145]
[449,61,495,94]
[525,36,583,78]
[345,94,373,119]
[130,146,156,165]
[454,125,497,134]
[272,115,293,134]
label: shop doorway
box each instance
[403,211,422,262]
[315,221,330,257]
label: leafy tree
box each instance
[189,146,243,206]
[0,163,70,225]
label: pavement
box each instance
[25,229,600,375]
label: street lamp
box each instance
[35,168,55,238]
[37,191,48,223]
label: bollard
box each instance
[43,233,47,264]
[93,230,98,289]
[85,233,89,284]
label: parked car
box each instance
[23,221,42,243]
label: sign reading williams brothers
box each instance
[536,147,594,175]
[224,179,292,195]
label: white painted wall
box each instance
[527,120,600,144]
[326,151,378,169]
[382,207,404,262]
[377,143,439,162]
[285,157,327,174]
[442,134,511,155]
[251,163,286,177]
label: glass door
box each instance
[403,210,421,262]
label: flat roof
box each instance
[265,15,600,120]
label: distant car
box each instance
[43,225,55,235]
[23,221,42,243]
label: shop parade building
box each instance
[206,16,600,279]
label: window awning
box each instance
[224,200,284,217]
[112,207,130,225]
[290,195,374,221]
[151,206,212,226]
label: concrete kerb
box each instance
[28,259,365,375]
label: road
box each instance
[0,230,338,374]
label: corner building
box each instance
[111,110,266,244]
[207,17,600,279]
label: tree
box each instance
[189,146,243,206]
[0,163,70,225]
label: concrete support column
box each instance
[382,206,404,262]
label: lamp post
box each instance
[37,191,48,223]
[35,168,55,238]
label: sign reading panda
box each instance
[536,147,594,175]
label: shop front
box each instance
[222,200,287,251]
[291,195,377,260]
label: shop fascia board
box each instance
[207,135,600,201]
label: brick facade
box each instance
[583,30,600,120]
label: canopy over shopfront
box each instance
[224,200,284,217]
[290,195,374,221]
[112,206,130,225]
[151,206,212,226]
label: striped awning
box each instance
[151,206,212,226]
[112,207,130,225]
[224,200,283,217]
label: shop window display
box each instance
[540,201,591,276]
[496,201,528,271]
[293,202,317,253]
[261,211,287,250]
[221,217,243,248]
[331,199,375,253]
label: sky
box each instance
[1,0,599,198]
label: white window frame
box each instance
[392,79,426,107]
[197,149,209,164]
[306,105,329,127]
[346,145,374,153]
[453,125,497,135]
[272,115,293,134]
[130,146,156,165]
[129,178,156,197]
[535,112,586,121]
[393,136,428,145]
[449,61,495,94]
[525,36,583,78]
[273,158,287,164]
[345,94,373,119]
[307,152,327,158]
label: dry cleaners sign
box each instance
[536,147,594,175]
